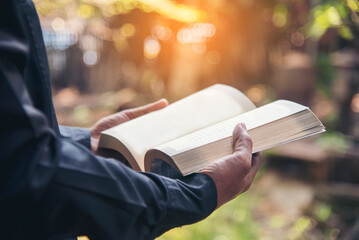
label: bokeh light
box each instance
[246,84,267,103]
[120,23,136,38]
[351,93,359,112]
[290,32,305,47]
[144,37,161,59]
[83,50,99,66]
[177,23,216,44]
[51,17,65,32]
[77,4,94,19]
[86,0,207,23]
[151,25,172,42]
[272,3,288,28]
[137,0,207,22]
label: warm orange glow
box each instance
[151,25,172,42]
[206,50,221,65]
[192,43,207,54]
[137,0,207,22]
[85,0,207,23]
[246,84,267,103]
[177,23,216,44]
[77,236,90,240]
[351,93,359,112]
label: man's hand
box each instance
[91,99,168,153]
[200,123,261,208]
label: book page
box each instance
[100,84,256,171]
[152,100,320,174]
[165,121,324,175]
[249,111,324,151]
[154,100,307,157]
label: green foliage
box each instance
[323,111,339,131]
[294,216,312,232]
[347,0,359,12]
[317,131,351,153]
[273,3,289,28]
[315,53,335,98]
[73,105,93,126]
[338,25,354,39]
[313,203,332,222]
[307,1,345,37]
[158,192,261,240]
[305,0,358,40]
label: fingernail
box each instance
[240,123,247,130]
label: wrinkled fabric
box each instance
[59,126,91,149]
[0,1,217,239]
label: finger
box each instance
[245,152,262,182]
[232,123,253,156]
[125,99,168,120]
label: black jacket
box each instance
[0,0,217,239]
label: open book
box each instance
[99,84,325,175]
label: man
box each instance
[0,0,261,239]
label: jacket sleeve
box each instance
[0,1,217,239]
[59,125,91,149]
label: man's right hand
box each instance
[200,123,261,208]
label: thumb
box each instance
[124,98,168,120]
[232,123,253,155]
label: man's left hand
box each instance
[91,99,168,153]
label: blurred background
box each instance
[34,0,359,239]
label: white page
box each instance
[155,100,307,157]
[100,84,256,171]
[154,100,322,175]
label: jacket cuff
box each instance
[59,125,91,150]
[149,172,217,238]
